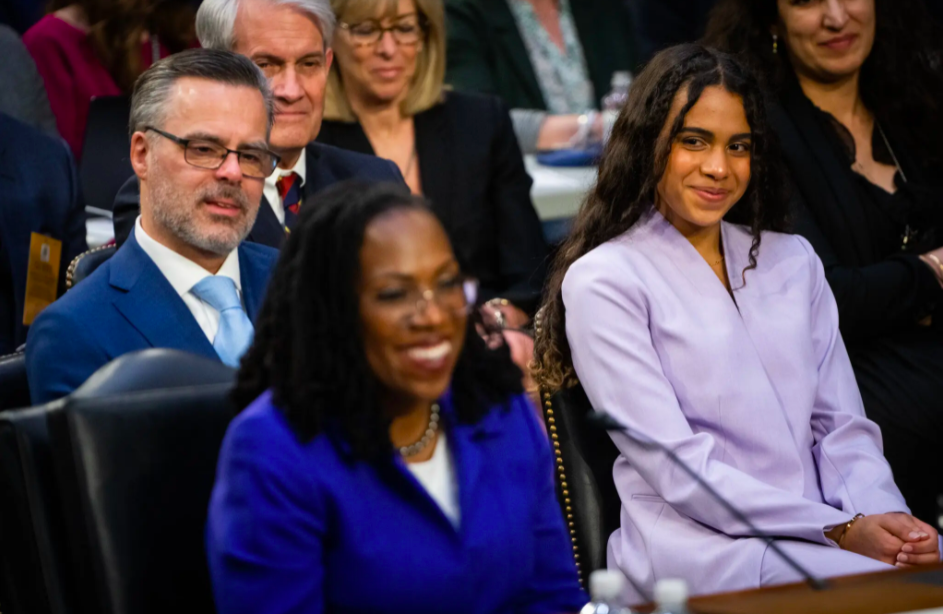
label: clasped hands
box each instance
[828,513,940,567]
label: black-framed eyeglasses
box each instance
[144,126,280,179]
[339,14,425,46]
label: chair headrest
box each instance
[72,349,235,399]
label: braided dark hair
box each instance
[533,44,789,392]
[704,0,943,170]
[233,180,522,458]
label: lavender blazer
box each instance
[563,209,908,600]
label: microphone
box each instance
[587,410,829,591]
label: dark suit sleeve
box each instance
[59,139,87,296]
[790,189,942,341]
[112,174,141,248]
[26,307,109,403]
[485,98,548,314]
[381,158,406,185]
[444,0,497,96]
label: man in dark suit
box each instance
[0,112,86,355]
[112,0,403,248]
[27,49,280,403]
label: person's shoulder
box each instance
[0,112,67,161]
[22,15,76,49]
[307,141,397,178]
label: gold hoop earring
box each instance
[772,33,779,55]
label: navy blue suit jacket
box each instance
[111,142,404,248]
[0,113,87,355]
[207,389,587,614]
[25,232,278,403]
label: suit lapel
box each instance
[779,87,872,263]
[486,0,545,108]
[415,105,456,232]
[109,234,218,361]
[248,196,287,248]
[238,245,271,322]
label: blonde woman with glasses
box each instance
[316,0,548,329]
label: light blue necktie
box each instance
[190,276,254,367]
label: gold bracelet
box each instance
[838,513,865,547]
[485,298,510,308]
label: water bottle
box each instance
[600,71,633,142]
[651,578,692,614]
[580,569,634,614]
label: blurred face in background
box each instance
[776,0,876,84]
[332,0,423,108]
[234,0,333,166]
[358,208,469,411]
[655,85,753,236]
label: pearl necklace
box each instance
[398,403,440,458]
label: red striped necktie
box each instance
[275,172,302,229]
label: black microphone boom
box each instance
[587,410,829,591]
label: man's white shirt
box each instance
[262,151,307,226]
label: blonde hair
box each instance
[324,0,445,121]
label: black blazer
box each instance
[445,0,639,111]
[0,113,87,354]
[317,92,548,312]
[112,142,404,248]
[770,86,943,341]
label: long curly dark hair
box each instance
[532,44,789,392]
[703,0,943,169]
[233,181,522,458]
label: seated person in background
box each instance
[0,112,86,355]
[206,180,586,614]
[0,25,57,135]
[317,0,548,320]
[112,0,403,248]
[26,49,279,403]
[705,0,943,525]
[23,0,197,159]
[445,0,638,152]
[533,45,939,603]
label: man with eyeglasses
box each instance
[26,49,281,403]
[112,0,404,248]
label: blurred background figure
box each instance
[706,0,943,524]
[22,0,198,159]
[0,24,57,135]
[207,180,586,613]
[0,112,86,355]
[318,0,548,322]
[444,0,638,153]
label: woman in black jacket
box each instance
[706,0,943,523]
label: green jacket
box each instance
[445,0,639,111]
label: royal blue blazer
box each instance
[206,389,588,614]
[25,231,277,403]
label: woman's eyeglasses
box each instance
[144,126,280,179]
[339,16,425,47]
[373,276,479,323]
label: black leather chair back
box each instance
[541,384,622,588]
[66,245,116,290]
[48,349,236,614]
[79,96,131,213]
[0,401,75,614]
[0,351,29,411]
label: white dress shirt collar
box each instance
[134,216,242,297]
[262,151,307,226]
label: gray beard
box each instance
[149,177,259,256]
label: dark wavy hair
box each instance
[533,44,789,392]
[703,0,943,169]
[233,181,522,458]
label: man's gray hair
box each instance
[128,48,275,139]
[196,0,336,50]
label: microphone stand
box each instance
[587,410,829,591]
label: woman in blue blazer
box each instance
[205,181,586,614]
